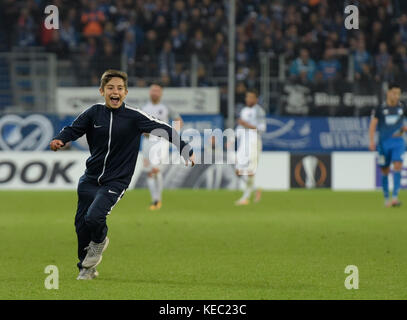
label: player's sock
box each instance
[242,176,254,200]
[147,175,157,202]
[382,174,390,200]
[156,172,163,202]
[393,171,401,199]
[237,175,248,200]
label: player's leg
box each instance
[392,161,402,206]
[236,135,260,204]
[74,175,99,271]
[390,141,404,206]
[143,137,157,207]
[235,170,250,205]
[82,184,126,268]
[144,155,157,204]
[155,168,163,209]
[146,140,164,210]
[235,133,252,205]
[146,169,158,207]
[254,137,262,203]
[381,166,391,207]
[148,167,162,210]
[242,173,255,202]
[378,144,391,206]
[154,140,168,209]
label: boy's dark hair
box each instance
[246,88,259,97]
[100,69,128,89]
[388,82,401,90]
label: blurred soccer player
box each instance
[369,83,407,207]
[235,89,266,205]
[50,70,194,280]
[142,83,183,210]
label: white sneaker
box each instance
[76,267,99,280]
[82,237,109,268]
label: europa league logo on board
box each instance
[290,154,331,188]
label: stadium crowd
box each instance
[1,0,407,113]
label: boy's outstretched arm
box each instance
[50,108,93,151]
[135,109,195,166]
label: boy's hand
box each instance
[50,139,64,151]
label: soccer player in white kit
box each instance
[235,89,266,205]
[142,83,183,210]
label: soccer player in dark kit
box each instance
[50,70,195,280]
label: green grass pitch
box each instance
[1,189,407,300]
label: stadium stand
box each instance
[1,0,407,116]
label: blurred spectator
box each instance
[188,7,204,37]
[283,41,296,65]
[289,48,317,83]
[375,42,391,81]
[188,29,209,64]
[96,40,121,76]
[170,27,188,61]
[398,13,407,43]
[246,68,258,89]
[353,39,371,81]
[140,29,159,76]
[236,41,249,67]
[316,49,341,82]
[122,30,137,72]
[260,36,276,59]
[46,31,69,59]
[171,62,189,87]
[154,15,169,45]
[159,40,176,76]
[3,0,407,106]
[171,0,188,28]
[17,8,36,47]
[81,0,106,37]
[236,66,249,82]
[211,32,228,77]
[160,72,172,87]
[197,64,210,86]
[103,22,116,42]
[85,36,99,58]
[60,20,79,51]
[367,21,385,54]
[212,7,227,35]
[380,57,398,83]
[394,45,407,80]
[244,12,259,41]
[235,81,247,111]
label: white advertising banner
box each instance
[0,151,88,190]
[256,152,290,190]
[57,87,220,115]
[1,151,384,191]
[0,151,289,190]
[332,152,376,190]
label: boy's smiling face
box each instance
[100,77,128,109]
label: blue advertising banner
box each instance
[0,113,224,151]
[262,116,371,152]
[0,113,60,151]
[171,114,224,152]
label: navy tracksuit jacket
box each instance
[53,102,193,269]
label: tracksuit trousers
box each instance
[74,174,126,270]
